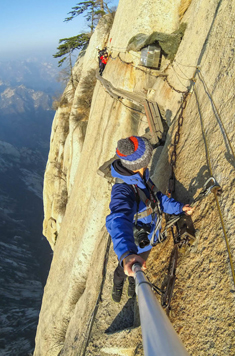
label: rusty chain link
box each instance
[165,76,189,197]
[165,77,189,95]
[167,92,189,197]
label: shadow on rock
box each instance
[105,298,136,334]
[172,164,211,204]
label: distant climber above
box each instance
[98,49,108,76]
[106,136,194,303]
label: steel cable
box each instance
[193,86,235,289]
[197,70,235,162]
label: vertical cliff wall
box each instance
[34,0,235,355]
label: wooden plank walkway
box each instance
[96,71,165,145]
[143,100,164,142]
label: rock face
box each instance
[35,0,235,355]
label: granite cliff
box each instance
[34,0,235,355]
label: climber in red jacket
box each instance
[99,52,108,76]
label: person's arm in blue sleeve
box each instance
[156,191,195,215]
[156,191,184,215]
[106,184,138,264]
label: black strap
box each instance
[115,178,140,223]
[132,185,140,225]
[115,178,163,246]
[115,177,162,219]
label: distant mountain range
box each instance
[0,58,61,92]
[0,85,52,114]
[0,57,62,355]
[0,83,54,151]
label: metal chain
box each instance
[109,51,168,78]
[165,77,189,94]
[109,53,119,60]
[167,92,189,197]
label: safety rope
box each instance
[109,45,141,58]
[117,52,134,65]
[167,57,235,288]
[164,60,235,166]
[108,46,194,94]
[117,98,145,115]
[108,46,199,95]
[108,48,168,79]
[173,59,198,68]
[171,64,191,86]
[197,70,235,162]
[193,85,235,288]
[164,61,235,305]
[164,76,189,94]
[109,53,119,60]
[145,274,164,296]
[173,61,194,81]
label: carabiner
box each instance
[203,177,222,196]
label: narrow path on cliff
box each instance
[85,241,143,356]
[96,70,166,146]
[96,69,148,105]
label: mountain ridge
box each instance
[0,57,59,355]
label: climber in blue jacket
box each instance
[106,136,194,302]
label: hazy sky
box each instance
[1,0,119,61]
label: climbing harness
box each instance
[115,175,218,251]
[116,175,220,251]
[115,177,163,248]
[135,181,163,246]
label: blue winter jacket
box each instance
[106,160,184,263]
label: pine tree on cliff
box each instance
[64,1,107,33]
[53,1,110,67]
[53,34,90,67]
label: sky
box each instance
[1,0,119,61]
